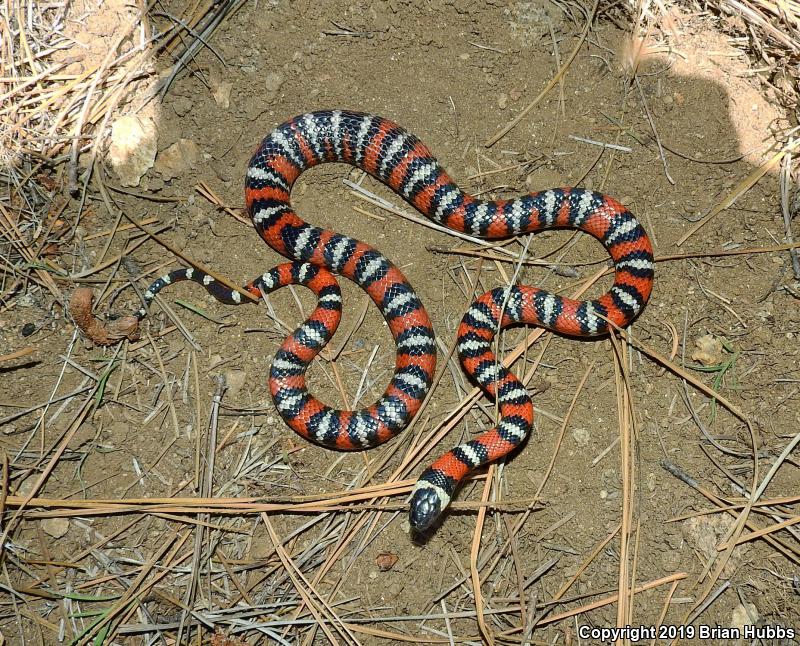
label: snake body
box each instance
[136,110,654,532]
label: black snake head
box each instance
[409,485,443,533]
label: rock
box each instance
[212,80,232,109]
[209,159,232,182]
[506,2,550,47]
[731,602,759,630]
[107,115,157,187]
[376,551,399,571]
[225,368,247,396]
[264,71,284,102]
[682,514,746,577]
[41,518,69,538]
[172,96,194,116]
[155,139,200,181]
[571,427,591,447]
[691,334,724,366]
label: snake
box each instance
[132,110,654,532]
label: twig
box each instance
[779,145,800,279]
[568,135,632,152]
[677,138,800,246]
[634,76,674,185]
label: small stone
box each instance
[376,551,399,571]
[209,159,231,183]
[731,602,759,630]
[107,115,157,187]
[264,71,285,102]
[154,139,200,181]
[571,428,590,447]
[17,293,35,307]
[212,81,232,109]
[41,518,69,538]
[225,368,247,396]
[498,93,508,110]
[691,334,724,366]
[172,96,194,116]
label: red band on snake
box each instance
[134,110,654,532]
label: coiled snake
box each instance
[129,111,654,532]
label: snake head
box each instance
[409,482,447,533]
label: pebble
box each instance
[571,427,590,447]
[225,368,247,396]
[265,71,285,102]
[154,139,200,181]
[212,81,232,109]
[41,518,69,538]
[172,96,193,116]
[107,115,157,187]
[731,602,759,630]
[209,159,232,183]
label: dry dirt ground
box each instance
[2,0,799,644]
